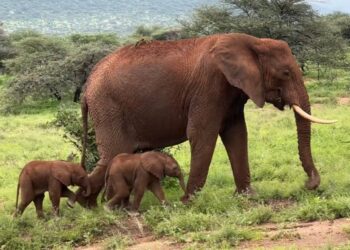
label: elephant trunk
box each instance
[293,82,320,190]
[82,177,91,197]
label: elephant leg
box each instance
[15,178,34,216]
[33,194,45,218]
[48,181,62,216]
[106,177,129,210]
[183,118,221,202]
[131,178,148,211]
[85,121,136,207]
[94,113,136,168]
[220,112,252,194]
[122,196,130,209]
[149,181,166,205]
[107,193,128,210]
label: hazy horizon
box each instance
[1,0,349,35]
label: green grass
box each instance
[0,72,350,249]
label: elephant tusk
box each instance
[292,105,337,124]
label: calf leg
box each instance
[105,177,129,211]
[33,194,45,218]
[149,181,166,205]
[122,196,130,209]
[15,177,34,217]
[49,180,62,216]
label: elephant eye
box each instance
[283,70,290,77]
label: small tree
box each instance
[53,107,98,171]
[62,41,117,102]
[323,12,350,42]
[4,33,119,105]
[0,23,15,73]
[181,0,348,73]
[130,25,182,42]
[4,35,69,102]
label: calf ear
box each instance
[141,155,164,180]
[52,164,71,186]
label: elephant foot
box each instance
[12,210,21,218]
[180,194,194,205]
[37,212,45,219]
[305,172,320,190]
[53,216,60,221]
[161,200,170,208]
[103,204,114,213]
[235,186,256,196]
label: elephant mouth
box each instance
[272,97,285,111]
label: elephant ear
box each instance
[52,163,72,186]
[210,35,265,107]
[141,154,164,180]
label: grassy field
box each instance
[0,72,349,249]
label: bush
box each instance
[0,23,15,73]
[52,106,98,171]
[3,32,118,108]
[181,0,349,73]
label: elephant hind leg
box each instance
[16,178,34,216]
[48,180,62,216]
[91,109,137,166]
[106,177,129,210]
[121,196,130,209]
[33,194,45,218]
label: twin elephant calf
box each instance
[14,151,186,218]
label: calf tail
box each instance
[101,177,109,203]
[15,176,20,210]
[101,168,110,203]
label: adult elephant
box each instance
[75,33,335,208]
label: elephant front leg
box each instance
[183,123,220,202]
[33,194,45,218]
[220,113,253,194]
[49,181,62,217]
[149,181,167,205]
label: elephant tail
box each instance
[15,173,21,210]
[101,185,106,203]
[101,175,109,203]
[81,95,88,170]
[101,167,110,203]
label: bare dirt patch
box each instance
[127,237,181,250]
[338,97,350,105]
[76,215,350,250]
[239,218,350,249]
[75,215,182,250]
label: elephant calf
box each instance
[14,160,91,218]
[103,151,186,212]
